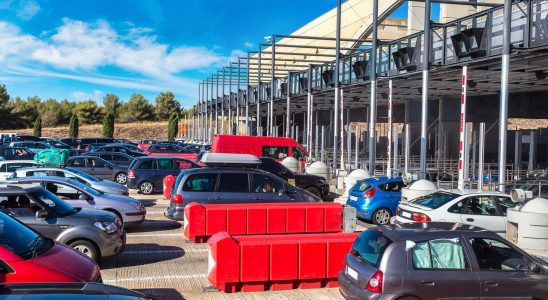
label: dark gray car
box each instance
[0,186,125,261]
[87,152,135,167]
[165,167,322,221]
[338,222,548,299]
[67,156,129,184]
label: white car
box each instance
[0,160,36,181]
[9,141,54,153]
[395,190,517,234]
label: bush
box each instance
[102,111,115,138]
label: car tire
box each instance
[69,240,99,261]
[373,208,391,225]
[139,181,154,195]
[305,186,322,198]
[115,172,127,185]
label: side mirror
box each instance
[36,209,48,219]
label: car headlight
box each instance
[93,222,118,234]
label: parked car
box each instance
[60,138,115,150]
[144,143,200,161]
[67,156,129,184]
[166,167,322,221]
[114,138,138,146]
[87,152,135,167]
[0,186,125,261]
[0,160,36,181]
[90,144,146,157]
[395,190,517,233]
[0,211,101,283]
[8,135,42,142]
[7,177,146,227]
[39,138,73,149]
[9,167,129,196]
[339,222,548,299]
[346,177,406,225]
[257,157,329,198]
[8,141,54,153]
[127,156,200,195]
[0,147,34,160]
[0,283,151,299]
[138,139,159,150]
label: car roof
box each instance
[374,222,496,241]
[8,176,71,183]
[364,176,403,184]
[88,152,131,156]
[0,160,35,165]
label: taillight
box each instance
[128,169,135,179]
[411,212,431,222]
[85,146,91,151]
[363,187,376,198]
[171,194,183,205]
[365,270,383,293]
[396,207,401,216]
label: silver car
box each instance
[8,167,129,196]
[6,177,145,227]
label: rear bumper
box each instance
[346,200,372,219]
[338,271,382,300]
[165,205,184,221]
[127,179,139,189]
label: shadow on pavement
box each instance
[125,219,181,233]
[100,244,185,269]
[135,288,185,300]
[137,199,157,207]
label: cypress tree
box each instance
[33,117,42,137]
[69,114,79,138]
[102,111,115,138]
[167,113,179,141]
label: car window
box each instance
[0,212,42,260]
[70,158,86,167]
[292,147,305,160]
[411,192,460,209]
[495,196,517,215]
[0,165,5,172]
[262,146,289,159]
[352,181,371,193]
[448,200,467,213]
[260,159,287,175]
[463,196,497,215]
[157,159,173,170]
[174,160,193,170]
[470,238,528,271]
[216,173,249,193]
[99,154,112,161]
[252,173,284,194]
[5,163,34,173]
[90,159,105,168]
[412,239,468,270]
[351,230,392,268]
[182,173,218,192]
[137,159,155,170]
[380,181,402,192]
[117,154,130,162]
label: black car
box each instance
[258,157,329,198]
[0,147,34,160]
[90,144,146,157]
[0,283,151,299]
[87,152,135,166]
[60,138,116,150]
[127,156,200,194]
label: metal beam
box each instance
[333,0,342,174]
[419,0,432,179]
[498,0,511,192]
[369,0,379,173]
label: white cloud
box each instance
[70,90,104,101]
[0,0,41,20]
[244,41,253,48]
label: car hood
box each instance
[102,193,140,205]
[32,242,100,282]
[92,180,128,195]
[72,207,117,223]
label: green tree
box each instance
[69,114,79,138]
[154,91,180,121]
[38,99,63,127]
[103,94,121,117]
[0,84,9,106]
[75,100,103,124]
[33,117,42,137]
[10,96,40,128]
[59,99,75,124]
[167,113,179,141]
[119,93,154,122]
[102,111,115,138]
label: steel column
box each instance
[478,122,486,191]
[368,0,379,173]
[405,124,410,174]
[387,80,393,177]
[269,36,276,137]
[458,66,468,190]
[286,72,291,137]
[498,0,511,192]
[419,0,432,179]
[332,0,342,174]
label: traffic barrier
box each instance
[163,175,176,200]
[207,231,359,292]
[184,202,344,243]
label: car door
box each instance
[459,196,505,233]
[213,172,250,204]
[251,173,293,203]
[88,158,111,179]
[468,237,548,299]
[155,158,176,188]
[379,180,403,213]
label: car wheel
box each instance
[115,172,127,184]
[139,181,154,195]
[373,208,391,225]
[305,186,322,198]
[69,240,99,261]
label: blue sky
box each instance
[0,0,439,108]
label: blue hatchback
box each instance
[346,177,405,225]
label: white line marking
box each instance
[121,249,208,255]
[105,273,207,283]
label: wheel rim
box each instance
[375,209,390,224]
[141,182,153,194]
[73,245,93,258]
[116,173,127,184]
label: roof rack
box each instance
[200,153,261,167]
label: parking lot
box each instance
[100,191,348,299]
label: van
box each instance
[211,135,307,170]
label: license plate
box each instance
[346,266,358,280]
[402,211,412,218]
[349,196,357,201]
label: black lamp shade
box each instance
[450,28,486,59]
[280,82,287,95]
[322,69,335,87]
[392,46,417,71]
[352,60,369,80]
[299,77,308,90]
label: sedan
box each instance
[67,156,129,184]
[7,177,146,227]
[395,190,518,233]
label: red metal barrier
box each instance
[163,175,175,200]
[184,202,344,243]
[208,231,359,292]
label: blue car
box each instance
[346,177,405,225]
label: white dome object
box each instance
[306,161,330,181]
[342,169,371,198]
[281,157,299,173]
[408,179,437,191]
[401,179,438,203]
[520,197,548,213]
[506,197,548,251]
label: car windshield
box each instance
[351,229,392,268]
[0,212,47,259]
[411,191,460,209]
[29,189,77,217]
[65,168,101,182]
[67,179,102,196]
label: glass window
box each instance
[0,212,43,260]
[137,160,155,170]
[464,196,497,215]
[351,230,392,268]
[6,163,34,172]
[252,174,284,194]
[292,147,305,160]
[262,146,289,159]
[412,239,468,270]
[182,173,218,192]
[352,181,371,193]
[90,159,105,168]
[157,159,173,170]
[470,238,527,271]
[174,160,193,170]
[70,158,86,167]
[0,165,5,172]
[448,200,467,213]
[380,181,402,192]
[495,196,517,215]
[411,192,460,209]
[216,173,249,193]
[117,155,130,162]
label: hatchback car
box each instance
[346,177,405,225]
[0,147,34,160]
[7,177,146,227]
[127,156,200,195]
[395,190,517,233]
[67,156,129,184]
[0,211,101,283]
[166,167,322,221]
[339,222,548,299]
[10,166,129,196]
[0,186,125,261]
[87,152,135,167]
[0,160,36,181]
